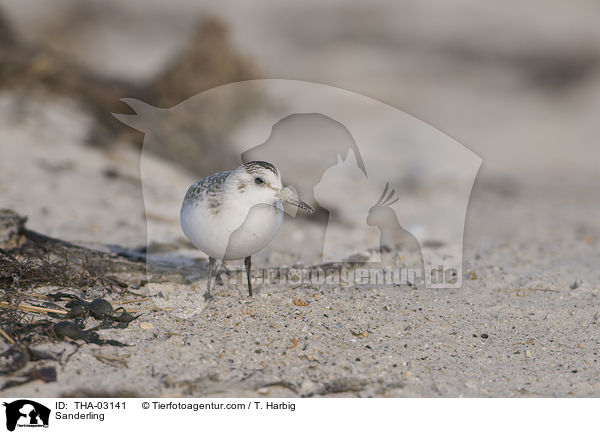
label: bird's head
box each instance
[233,161,314,213]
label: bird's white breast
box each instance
[180,198,283,260]
[225,201,283,259]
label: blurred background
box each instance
[0,0,598,271]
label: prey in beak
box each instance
[277,187,315,214]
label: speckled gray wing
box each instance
[183,170,231,212]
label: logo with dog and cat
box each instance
[3,400,50,431]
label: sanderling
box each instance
[180,161,315,298]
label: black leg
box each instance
[205,256,216,300]
[244,255,253,297]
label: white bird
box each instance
[180,161,314,298]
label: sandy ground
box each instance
[1,1,600,397]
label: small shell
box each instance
[139,322,154,330]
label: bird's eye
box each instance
[254,177,264,185]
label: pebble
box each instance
[300,380,316,392]
[140,322,154,330]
